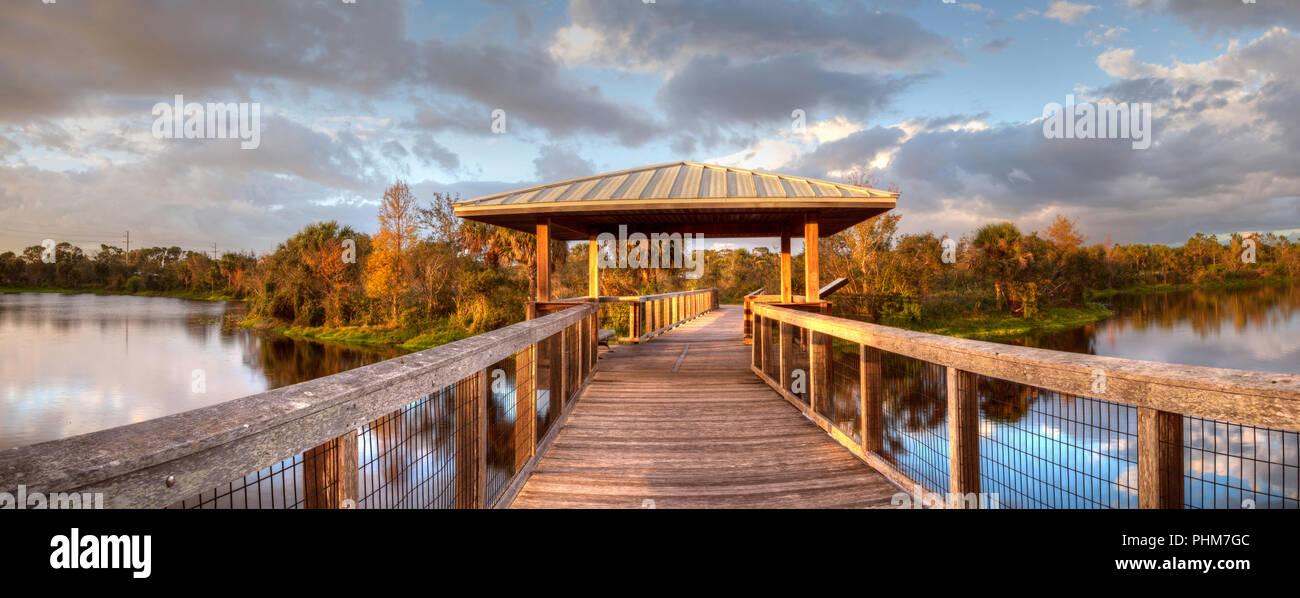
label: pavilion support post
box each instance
[536,220,551,302]
[947,367,980,508]
[588,233,599,299]
[804,215,820,302]
[780,231,793,303]
[1139,408,1184,509]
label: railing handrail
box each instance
[549,288,718,304]
[753,303,1300,430]
[0,303,598,507]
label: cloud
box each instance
[0,0,413,122]
[656,54,923,139]
[1126,0,1300,32]
[767,28,1300,244]
[1044,1,1100,25]
[1085,26,1128,46]
[550,0,962,72]
[980,37,1014,54]
[532,144,596,182]
[412,135,460,171]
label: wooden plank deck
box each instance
[510,305,901,508]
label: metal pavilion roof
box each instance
[452,161,898,240]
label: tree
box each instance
[1044,214,1087,251]
[366,181,420,324]
[972,222,1031,312]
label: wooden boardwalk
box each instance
[510,305,901,508]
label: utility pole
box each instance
[124,230,130,268]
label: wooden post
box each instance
[302,431,357,509]
[804,215,820,302]
[780,231,793,303]
[752,314,762,369]
[860,345,883,453]
[947,367,980,507]
[536,220,551,302]
[630,301,641,341]
[1139,408,1184,509]
[454,372,482,508]
[588,233,599,298]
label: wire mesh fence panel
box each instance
[824,339,862,444]
[782,323,810,406]
[1183,417,1299,509]
[174,453,311,509]
[975,375,1138,509]
[879,351,949,495]
[484,354,519,506]
[356,374,479,509]
[762,317,779,380]
[565,322,580,402]
[535,331,564,441]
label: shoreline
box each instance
[884,303,1114,340]
[0,286,241,302]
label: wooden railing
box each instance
[751,303,1300,509]
[0,302,601,509]
[535,288,718,343]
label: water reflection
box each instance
[0,293,402,449]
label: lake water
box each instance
[5,285,1297,508]
[821,283,1300,509]
[1013,283,1300,374]
[0,292,402,449]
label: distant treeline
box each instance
[3,181,1297,332]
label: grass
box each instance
[884,303,1114,340]
[1086,275,1294,299]
[244,315,476,352]
[0,285,240,301]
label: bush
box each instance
[124,276,144,293]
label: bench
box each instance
[597,329,615,352]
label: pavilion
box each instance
[452,161,899,305]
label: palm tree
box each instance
[971,222,1030,312]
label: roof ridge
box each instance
[452,161,896,206]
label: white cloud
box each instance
[1045,1,1100,25]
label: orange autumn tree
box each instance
[366,181,420,325]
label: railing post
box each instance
[752,314,762,369]
[946,367,980,507]
[515,344,535,471]
[860,345,883,454]
[630,300,641,341]
[1138,408,1184,509]
[302,430,357,509]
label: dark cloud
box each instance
[532,144,596,182]
[657,54,923,141]
[412,135,461,171]
[418,39,662,145]
[980,37,1013,54]
[0,0,412,122]
[1127,0,1300,32]
[786,126,907,177]
[558,0,963,71]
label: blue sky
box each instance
[1,0,1297,254]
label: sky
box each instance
[1,0,1298,255]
